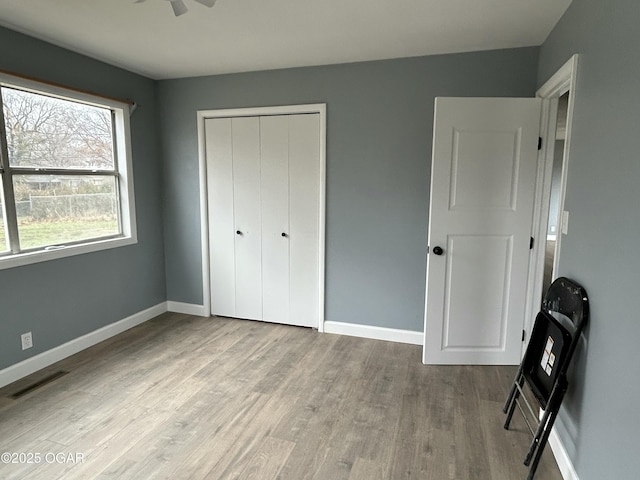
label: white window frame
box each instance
[0,73,137,270]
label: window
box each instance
[0,74,136,269]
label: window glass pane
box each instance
[13,174,120,250]
[2,87,115,170]
[0,176,8,253]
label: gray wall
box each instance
[0,27,166,370]
[159,48,539,331]
[538,0,640,478]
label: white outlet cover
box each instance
[21,332,33,350]
[562,210,569,235]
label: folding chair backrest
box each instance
[542,277,589,336]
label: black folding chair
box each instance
[503,277,589,480]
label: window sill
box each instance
[0,235,138,271]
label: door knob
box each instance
[236,230,242,235]
[432,246,444,256]
[281,232,288,238]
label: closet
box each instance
[205,112,322,328]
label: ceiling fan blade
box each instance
[169,0,188,16]
[134,0,147,3]
[194,0,217,7]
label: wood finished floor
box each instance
[0,313,562,480]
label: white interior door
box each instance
[423,97,541,365]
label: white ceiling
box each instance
[0,0,572,80]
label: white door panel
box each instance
[206,118,236,317]
[232,117,263,321]
[424,97,541,365]
[289,114,321,328]
[450,130,521,211]
[443,235,512,351]
[260,115,290,324]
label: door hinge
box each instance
[530,237,534,249]
[538,137,543,150]
[522,330,526,342]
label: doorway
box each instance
[523,55,578,347]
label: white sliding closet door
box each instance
[206,112,321,328]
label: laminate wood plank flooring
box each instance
[0,313,563,479]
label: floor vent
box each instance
[8,371,69,399]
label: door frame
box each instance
[196,103,327,331]
[522,54,579,351]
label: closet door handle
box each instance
[236,230,242,235]
[281,232,288,238]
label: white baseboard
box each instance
[166,301,208,317]
[0,302,167,389]
[323,321,423,345]
[549,426,579,480]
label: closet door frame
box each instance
[197,103,327,331]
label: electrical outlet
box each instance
[21,332,33,350]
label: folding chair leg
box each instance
[503,366,524,414]
[503,389,520,429]
[524,407,551,465]
[525,381,567,465]
[503,375,524,429]
[526,409,559,480]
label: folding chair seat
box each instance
[503,277,589,480]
